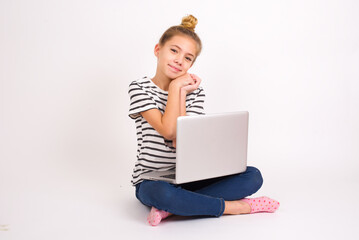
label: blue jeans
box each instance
[135,166,263,217]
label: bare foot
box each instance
[223,200,251,215]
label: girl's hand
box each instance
[170,73,195,90]
[181,74,201,94]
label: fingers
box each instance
[186,74,195,85]
[189,74,201,87]
[174,73,201,93]
[175,73,194,86]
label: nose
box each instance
[174,56,183,65]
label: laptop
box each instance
[141,111,249,184]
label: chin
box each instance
[167,72,183,80]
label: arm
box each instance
[173,74,202,147]
[179,88,187,116]
[140,74,198,140]
[180,74,202,116]
[172,89,187,148]
[140,83,180,140]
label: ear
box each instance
[154,44,160,57]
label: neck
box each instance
[151,72,171,91]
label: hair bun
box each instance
[180,15,198,32]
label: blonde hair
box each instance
[159,15,202,57]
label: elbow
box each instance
[162,129,176,140]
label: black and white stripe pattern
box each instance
[128,76,205,185]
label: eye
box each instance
[170,48,177,53]
[186,57,193,62]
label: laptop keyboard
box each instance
[160,174,176,179]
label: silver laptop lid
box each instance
[175,111,249,184]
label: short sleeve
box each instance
[128,81,157,119]
[186,87,206,116]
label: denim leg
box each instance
[136,180,225,217]
[192,166,263,200]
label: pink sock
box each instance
[147,207,171,226]
[241,196,280,213]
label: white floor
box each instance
[1,166,359,240]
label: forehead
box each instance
[165,35,197,56]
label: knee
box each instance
[246,166,263,192]
[138,180,176,208]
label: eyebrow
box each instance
[170,45,195,58]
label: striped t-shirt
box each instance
[128,76,205,186]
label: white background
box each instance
[1,0,359,239]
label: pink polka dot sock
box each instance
[147,207,171,226]
[241,196,280,213]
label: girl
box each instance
[128,15,279,226]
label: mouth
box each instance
[168,64,181,73]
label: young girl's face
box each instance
[155,35,197,80]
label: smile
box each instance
[168,64,181,72]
